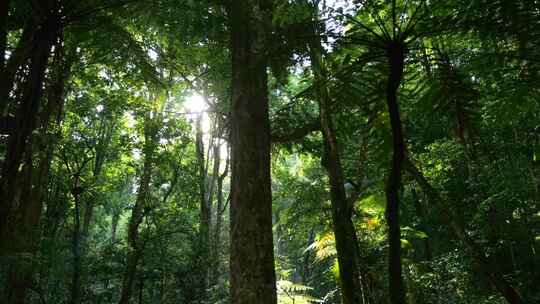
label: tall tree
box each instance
[3,38,72,304]
[118,99,162,304]
[0,0,62,244]
[307,3,364,303]
[226,0,277,303]
[384,34,407,304]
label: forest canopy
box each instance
[0,0,539,304]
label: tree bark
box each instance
[307,16,364,304]
[0,18,35,117]
[111,212,120,243]
[0,8,60,245]
[385,41,407,304]
[226,0,277,303]
[138,275,144,304]
[3,39,70,304]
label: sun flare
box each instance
[183,94,211,134]
[183,94,207,114]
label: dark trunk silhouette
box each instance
[0,18,36,116]
[385,41,406,304]
[0,7,60,245]
[3,40,70,304]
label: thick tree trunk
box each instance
[5,126,55,304]
[403,158,525,304]
[0,10,59,244]
[385,41,407,304]
[226,0,277,303]
[118,114,158,304]
[0,19,35,117]
[3,41,70,304]
[308,22,364,304]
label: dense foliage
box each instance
[0,0,538,304]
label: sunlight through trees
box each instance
[0,1,538,304]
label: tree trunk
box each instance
[226,0,277,303]
[5,124,55,304]
[118,113,158,304]
[67,158,93,304]
[3,40,70,304]
[307,17,364,304]
[71,190,83,304]
[385,41,407,304]
[195,114,211,299]
[207,140,220,286]
[138,276,144,304]
[0,10,59,244]
[403,158,525,304]
[0,18,36,117]
[212,150,228,286]
[111,212,120,243]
